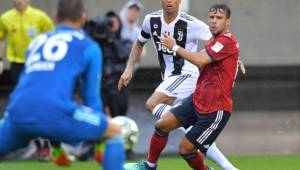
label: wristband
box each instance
[172,45,180,56]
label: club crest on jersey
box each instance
[177,30,184,41]
[153,31,158,37]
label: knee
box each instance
[179,138,195,155]
[145,99,156,113]
[155,119,169,132]
[103,121,122,139]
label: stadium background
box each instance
[0,0,299,158]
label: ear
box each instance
[226,18,231,26]
[80,12,87,26]
[53,11,60,24]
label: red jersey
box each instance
[193,31,239,114]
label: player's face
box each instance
[161,0,181,14]
[13,0,30,12]
[127,7,141,25]
[208,9,230,36]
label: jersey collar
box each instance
[161,10,181,25]
[13,5,32,15]
[56,25,77,31]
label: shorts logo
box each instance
[153,24,159,29]
[203,144,210,149]
[211,41,224,53]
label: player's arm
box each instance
[118,15,151,90]
[117,40,145,90]
[80,43,103,111]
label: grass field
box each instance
[0,155,299,170]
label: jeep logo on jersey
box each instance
[177,30,184,41]
[157,43,175,55]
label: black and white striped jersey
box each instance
[138,10,212,79]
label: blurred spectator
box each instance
[84,11,133,117]
[120,0,143,43]
[102,11,133,117]
[0,0,54,86]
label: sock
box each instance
[152,104,172,119]
[206,143,236,170]
[43,140,50,149]
[147,127,169,164]
[181,152,207,170]
[103,135,125,170]
[34,138,42,148]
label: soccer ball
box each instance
[112,116,139,150]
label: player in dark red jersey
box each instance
[124,4,240,170]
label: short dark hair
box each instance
[57,0,85,21]
[209,4,231,18]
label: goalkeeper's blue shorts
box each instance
[0,107,108,156]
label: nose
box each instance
[211,17,217,24]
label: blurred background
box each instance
[0,0,299,158]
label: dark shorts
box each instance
[170,95,230,154]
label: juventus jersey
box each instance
[138,10,212,79]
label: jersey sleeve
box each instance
[205,36,236,62]
[0,15,7,40]
[80,42,103,112]
[193,19,212,41]
[137,15,151,43]
[40,12,55,32]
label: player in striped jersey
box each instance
[119,0,240,170]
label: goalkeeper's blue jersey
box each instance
[7,25,103,123]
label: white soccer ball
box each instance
[112,116,139,150]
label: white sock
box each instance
[152,103,172,119]
[146,161,157,168]
[206,143,238,170]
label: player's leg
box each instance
[148,74,195,119]
[124,95,196,170]
[145,91,174,118]
[181,110,231,170]
[124,111,181,170]
[179,137,208,170]
[206,143,239,170]
[101,119,125,170]
[146,112,181,168]
[71,107,125,170]
[0,114,30,158]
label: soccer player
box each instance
[0,0,125,170]
[0,1,55,160]
[125,3,239,170]
[119,0,238,169]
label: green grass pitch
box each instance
[0,155,299,170]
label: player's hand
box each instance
[158,32,176,50]
[0,60,3,75]
[238,60,246,74]
[118,66,133,91]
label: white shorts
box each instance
[155,74,198,101]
